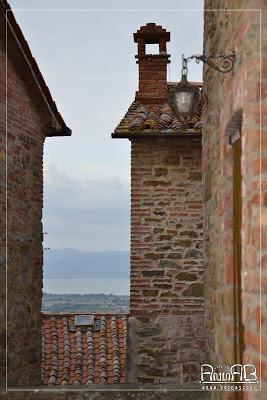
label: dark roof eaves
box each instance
[112,131,202,139]
[1,0,72,137]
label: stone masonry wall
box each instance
[0,38,45,386]
[127,138,205,383]
[203,1,266,399]
[0,38,6,387]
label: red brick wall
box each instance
[0,37,46,386]
[136,55,170,103]
[203,1,266,398]
[127,138,205,383]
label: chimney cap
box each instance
[134,23,170,44]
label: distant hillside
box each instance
[44,249,130,279]
[42,292,129,313]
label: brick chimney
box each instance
[134,23,170,104]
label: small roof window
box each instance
[75,315,94,326]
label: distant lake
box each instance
[43,278,130,295]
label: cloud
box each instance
[43,166,130,251]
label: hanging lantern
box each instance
[170,57,201,118]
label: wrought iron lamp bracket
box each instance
[183,51,235,74]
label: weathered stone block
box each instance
[167,253,182,259]
[158,235,173,241]
[154,284,172,289]
[183,283,203,297]
[142,290,158,297]
[142,270,164,277]
[154,168,168,177]
[137,326,161,337]
[175,240,192,247]
[188,172,202,181]
[144,236,153,242]
[180,231,198,238]
[176,272,198,281]
[185,249,202,258]
[153,228,164,234]
[159,260,176,268]
[144,253,164,260]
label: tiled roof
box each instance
[113,84,203,137]
[41,313,128,385]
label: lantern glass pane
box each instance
[175,91,193,114]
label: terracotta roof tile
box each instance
[41,313,128,385]
[113,83,203,136]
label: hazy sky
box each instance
[10,0,204,252]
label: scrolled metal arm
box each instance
[184,51,235,73]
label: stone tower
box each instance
[112,23,205,383]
